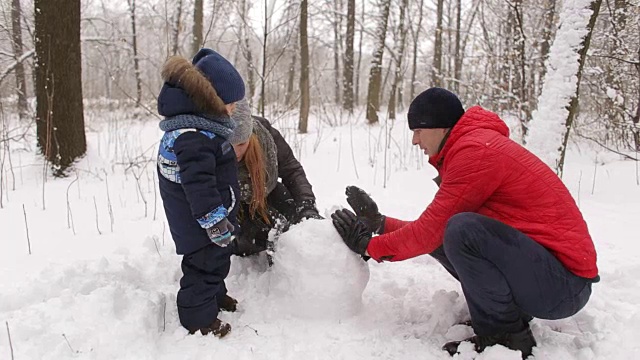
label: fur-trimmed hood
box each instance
[160,56,228,117]
[157,49,245,118]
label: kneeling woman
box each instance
[228,99,322,256]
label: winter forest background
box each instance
[1,0,640,359]
[0,0,638,174]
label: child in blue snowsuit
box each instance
[156,48,244,337]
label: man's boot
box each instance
[188,319,231,338]
[442,326,536,359]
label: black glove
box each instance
[230,221,266,256]
[294,199,324,223]
[345,186,385,234]
[331,208,371,257]
[206,218,234,247]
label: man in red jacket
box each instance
[331,88,599,359]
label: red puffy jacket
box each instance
[367,106,598,279]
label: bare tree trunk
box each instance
[355,0,364,107]
[388,0,409,120]
[11,0,28,120]
[445,0,454,89]
[510,0,529,141]
[630,4,639,150]
[453,0,462,93]
[35,0,86,175]
[614,0,627,27]
[285,35,298,108]
[410,0,425,101]
[259,0,269,117]
[365,0,391,124]
[539,0,556,95]
[557,0,602,176]
[432,0,444,87]
[332,0,343,105]
[172,0,183,55]
[299,0,310,133]
[128,0,143,106]
[343,0,355,112]
[192,0,203,56]
[239,0,256,101]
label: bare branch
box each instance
[0,49,35,85]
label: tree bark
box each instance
[285,34,298,108]
[354,0,365,107]
[510,0,529,141]
[343,0,355,112]
[11,0,28,120]
[192,0,204,56]
[432,0,444,87]
[453,0,462,93]
[410,0,425,101]
[259,0,269,116]
[128,0,143,105]
[539,0,557,95]
[172,0,183,55]
[239,0,256,101]
[388,0,409,120]
[365,0,391,124]
[299,0,310,133]
[35,0,86,175]
[332,0,343,105]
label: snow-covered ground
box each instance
[1,110,639,359]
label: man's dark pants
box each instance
[429,212,594,336]
[177,243,232,330]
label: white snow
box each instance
[270,219,370,320]
[1,109,639,359]
[527,0,598,168]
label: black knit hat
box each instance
[407,88,465,129]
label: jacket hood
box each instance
[157,56,228,118]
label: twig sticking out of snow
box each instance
[22,204,31,254]
[66,176,78,235]
[244,325,259,336]
[93,196,102,235]
[162,296,166,332]
[591,156,598,195]
[6,321,14,360]
[152,236,161,257]
[104,171,114,232]
[62,333,78,353]
[578,170,583,208]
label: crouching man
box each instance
[331,88,599,359]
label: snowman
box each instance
[269,218,370,320]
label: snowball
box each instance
[269,219,370,320]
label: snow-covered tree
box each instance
[526,0,602,177]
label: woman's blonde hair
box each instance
[244,134,270,224]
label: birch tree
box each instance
[365,0,391,124]
[527,0,603,177]
[11,0,29,120]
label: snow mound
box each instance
[269,218,370,319]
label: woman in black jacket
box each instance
[228,99,322,257]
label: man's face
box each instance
[411,128,449,157]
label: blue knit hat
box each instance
[192,48,245,105]
[407,88,465,129]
